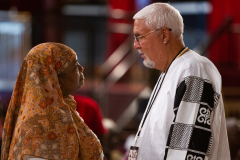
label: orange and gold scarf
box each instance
[1,43,102,160]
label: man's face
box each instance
[58,57,84,96]
[133,19,167,71]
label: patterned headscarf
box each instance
[1,43,102,160]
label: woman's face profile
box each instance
[58,57,84,96]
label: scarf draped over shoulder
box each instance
[1,43,102,160]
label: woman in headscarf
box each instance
[1,43,103,160]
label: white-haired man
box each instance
[129,2,231,160]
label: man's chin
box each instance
[143,60,155,69]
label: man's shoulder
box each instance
[178,50,218,74]
[176,50,221,91]
[181,50,212,67]
[169,50,221,87]
[170,50,201,75]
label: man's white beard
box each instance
[138,50,155,68]
[143,54,155,68]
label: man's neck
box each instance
[162,43,185,71]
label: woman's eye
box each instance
[74,65,78,70]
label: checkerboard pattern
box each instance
[164,76,220,160]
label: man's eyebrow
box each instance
[134,33,140,36]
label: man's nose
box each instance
[133,39,141,49]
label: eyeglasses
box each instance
[134,28,172,45]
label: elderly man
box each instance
[129,3,230,160]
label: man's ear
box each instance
[162,28,171,44]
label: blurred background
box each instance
[0,0,239,159]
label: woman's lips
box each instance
[80,73,85,80]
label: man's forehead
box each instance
[133,19,148,33]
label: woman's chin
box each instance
[76,81,84,90]
[79,80,84,88]
[73,80,84,93]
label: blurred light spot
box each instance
[171,2,212,15]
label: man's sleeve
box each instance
[164,76,220,160]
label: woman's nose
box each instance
[78,65,84,73]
